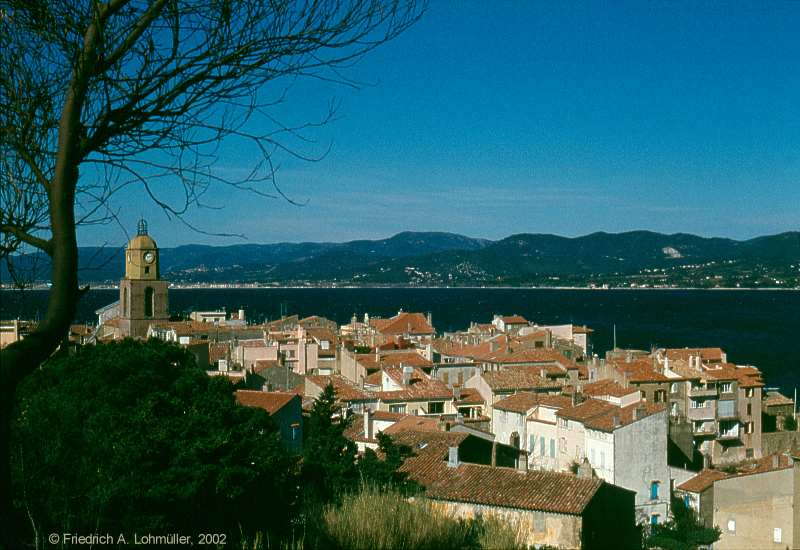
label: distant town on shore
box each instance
[3,229,798,290]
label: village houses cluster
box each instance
[2,223,798,549]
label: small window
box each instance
[428,401,444,414]
[727,519,736,533]
[774,527,782,543]
[559,437,567,454]
[389,403,407,414]
[683,495,691,508]
[144,266,150,274]
[650,481,660,500]
[540,436,546,457]
[720,382,733,393]
[670,383,678,394]
[746,403,752,416]
[600,451,605,469]
[529,434,536,453]
[650,514,659,526]
[549,438,556,458]
[746,388,754,398]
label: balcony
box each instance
[716,400,738,420]
[717,429,741,441]
[688,405,716,421]
[693,421,717,436]
[689,386,718,398]
[717,420,740,440]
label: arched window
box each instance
[144,287,154,317]
[122,287,128,317]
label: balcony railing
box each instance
[693,422,717,436]
[689,386,718,398]
[717,429,741,440]
[688,406,716,421]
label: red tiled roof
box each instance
[481,367,564,393]
[380,351,433,368]
[700,363,764,388]
[394,430,607,515]
[377,366,453,401]
[500,315,528,325]
[371,312,434,336]
[581,379,639,399]
[611,359,671,383]
[493,392,572,414]
[666,347,725,362]
[235,390,297,415]
[557,398,665,432]
[676,469,728,493]
[209,342,230,362]
[455,387,485,406]
[383,416,441,434]
[305,375,373,402]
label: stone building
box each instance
[118,219,169,338]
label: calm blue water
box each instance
[3,288,799,392]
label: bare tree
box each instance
[0,0,423,542]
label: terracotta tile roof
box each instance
[372,410,407,421]
[455,387,485,406]
[209,342,230,362]
[371,312,434,336]
[364,371,383,386]
[581,379,639,399]
[493,392,571,414]
[499,315,528,325]
[480,349,576,371]
[481,367,564,393]
[305,375,373,402]
[377,366,453,401]
[573,325,594,334]
[237,339,268,348]
[235,390,297,415]
[379,351,433,368]
[557,398,665,432]
[252,359,282,374]
[764,391,794,408]
[676,469,728,493]
[666,347,725,363]
[611,359,671,383]
[699,362,764,387]
[733,453,794,477]
[394,431,607,515]
[383,416,441,434]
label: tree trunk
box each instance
[0,14,98,546]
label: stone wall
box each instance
[761,431,800,455]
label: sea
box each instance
[2,287,799,393]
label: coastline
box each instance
[3,284,798,291]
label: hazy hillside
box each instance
[3,231,798,288]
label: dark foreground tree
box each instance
[11,339,298,547]
[0,1,423,542]
[645,496,721,550]
[303,383,359,504]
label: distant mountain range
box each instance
[4,230,799,288]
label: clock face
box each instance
[143,251,155,264]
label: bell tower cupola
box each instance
[125,218,160,280]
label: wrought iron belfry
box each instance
[137,218,148,236]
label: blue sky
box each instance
[80,1,800,247]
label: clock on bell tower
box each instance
[118,219,169,338]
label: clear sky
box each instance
[80,1,800,247]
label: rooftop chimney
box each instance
[364,409,372,439]
[448,446,460,468]
[577,457,593,478]
[517,451,529,473]
[427,312,432,327]
[402,365,413,386]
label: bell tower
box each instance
[119,219,169,338]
